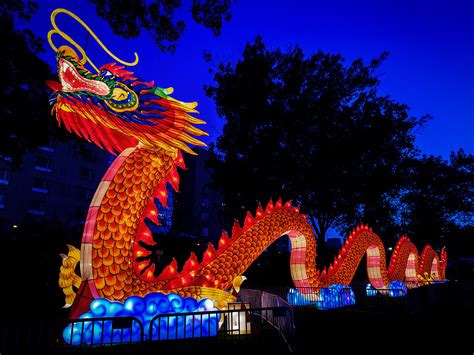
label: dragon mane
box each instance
[48,46,207,155]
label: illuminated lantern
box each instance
[227,303,251,335]
[48,9,448,323]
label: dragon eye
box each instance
[100,70,114,79]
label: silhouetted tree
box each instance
[402,149,474,247]
[205,37,428,252]
[88,0,235,52]
[0,1,55,166]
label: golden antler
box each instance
[47,8,139,73]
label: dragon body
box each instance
[49,41,447,317]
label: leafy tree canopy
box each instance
[0,0,54,166]
[205,37,430,252]
[88,0,235,52]
[401,149,474,247]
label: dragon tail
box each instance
[59,244,82,308]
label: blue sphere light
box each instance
[63,293,220,345]
[387,281,407,297]
[366,281,408,297]
[287,285,355,309]
[366,283,377,297]
[124,296,146,314]
[90,299,107,316]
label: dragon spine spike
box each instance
[168,166,180,192]
[156,181,168,207]
[243,211,254,229]
[202,242,217,264]
[284,200,292,208]
[218,231,230,251]
[275,198,283,208]
[231,219,242,238]
[160,258,178,278]
[175,151,186,169]
[255,203,265,218]
[182,252,199,273]
[265,199,274,212]
[144,197,159,224]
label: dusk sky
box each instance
[26,0,473,158]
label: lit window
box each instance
[0,169,11,185]
[35,157,52,172]
[80,167,95,180]
[38,137,55,152]
[0,194,5,209]
[32,178,49,193]
[28,200,46,215]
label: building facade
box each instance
[0,141,224,244]
[0,137,111,238]
[173,148,223,242]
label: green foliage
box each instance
[88,0,235,52]
[205,37,429,245]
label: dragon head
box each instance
[47,46,207,155]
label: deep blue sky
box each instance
[27,0,473,158]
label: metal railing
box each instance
[1,306,294,353]
[264,283,451,314]
[62,316,145,346]
[240,288,295,351]
[148,307,293,342]
[263,286,356,309]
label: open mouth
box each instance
[58,58,110,96]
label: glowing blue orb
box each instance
[366,283,377,296]
[287,284,355,309]
[366,281,407,297]
[63,293,220,345]
[387,281,407,297]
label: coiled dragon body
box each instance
[47,10,447,319]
